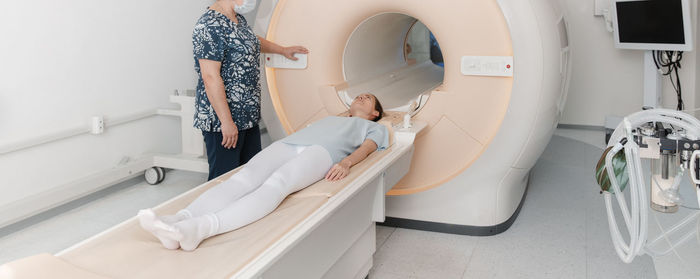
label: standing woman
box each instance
[193,0,308,180]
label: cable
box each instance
[653,50,684,111]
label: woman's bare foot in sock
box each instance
[174,214,218,252]
[137,209,182,250]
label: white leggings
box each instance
[182,141,333,234]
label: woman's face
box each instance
[350,93,380,121]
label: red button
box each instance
[506,64,511,69]
[267,57,270,61]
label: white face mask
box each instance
[234,0,256,14]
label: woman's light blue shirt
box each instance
[281,116,390,164]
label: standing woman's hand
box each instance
[281,46,309,61]
[221,121,239,149]
[198,58,240,149]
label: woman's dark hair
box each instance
[372,95,384,122]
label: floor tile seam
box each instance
[459,237,484,279]
[376,227,398,252]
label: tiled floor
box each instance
[1,129,697,278]
[553,127,607,149]
[369,133,657,279]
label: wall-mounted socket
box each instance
[91,116,104,134]
[174,89,196,97]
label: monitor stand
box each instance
[643,50,662,108]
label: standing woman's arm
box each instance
[257,36,308,61]
[199,59,238,149]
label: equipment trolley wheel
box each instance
[145,167,166,185]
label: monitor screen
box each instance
[616,0,685,45]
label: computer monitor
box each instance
[612,0,693,51]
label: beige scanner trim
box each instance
[265,0,513,195]
[265,0,295,135]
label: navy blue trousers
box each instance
[202,125,261,181]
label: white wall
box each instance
[0,1,216,209]
[560,0,698,126]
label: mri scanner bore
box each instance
[342,14,444,114]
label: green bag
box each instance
[595,146,629,193]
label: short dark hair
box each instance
[372,95,384,122]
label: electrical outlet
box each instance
[173,89,196,97]
[91,116,104,134]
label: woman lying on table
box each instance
[138,93,388,251]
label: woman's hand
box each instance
[221,121,239,149]
[281,46,308,61]
[325,159,351,181]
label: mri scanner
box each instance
[256,0,572,234]
[0,0,572,278]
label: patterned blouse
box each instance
[192,10,261,132]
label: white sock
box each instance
[159,210,191,224]
[137,209,185,250]
[174,214,219,252]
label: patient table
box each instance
[0,116,424,279]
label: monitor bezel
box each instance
[612,0,693,51]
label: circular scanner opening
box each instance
[342,13,444,113]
